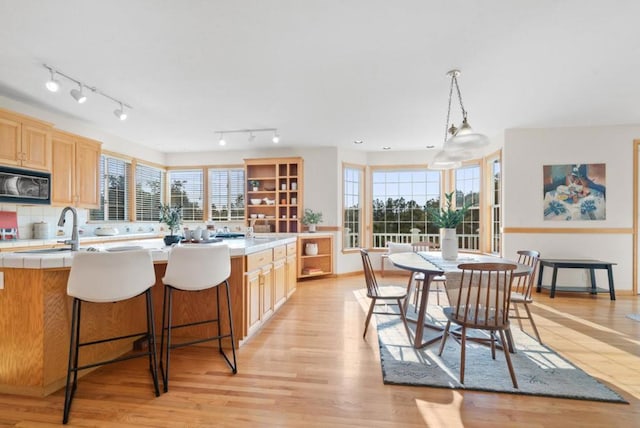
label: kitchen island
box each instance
[0,236,297,397]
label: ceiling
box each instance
[1,1,639,154]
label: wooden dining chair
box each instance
[360,249,412,342]
[438,262,519,388]
[509,250,542,344]
[410,241,446,306]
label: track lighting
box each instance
[45,68,60,92]
[70,84,87,104]
[43,64,132,121]
[214,128,280,146]
[113,102,127,120]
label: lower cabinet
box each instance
[286,242,297,297]
[244,242,296,340]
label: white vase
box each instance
[308,224,316,233]
[441,228,458,260]
[305,242,318,256]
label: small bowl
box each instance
[257,214,265,219]
[250,214,257,219]
[250,198,262,205]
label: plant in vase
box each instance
[301,208,323,233]
[159,203,183,245]
[427,192,472,260]
[249,180,260,191]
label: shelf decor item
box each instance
[159,203,183,245]
[305,242,319,256]
[301,208,323,232]
[249,180,260,191]
[427,192,471,260]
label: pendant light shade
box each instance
[429,69,488,169]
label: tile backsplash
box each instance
[0,203,246,240]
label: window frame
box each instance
[369,165,442,249]
[342,163,365,251]
[89,154,131,222]
[135,162,164,222]
[208,166,246,222]
[167,168,205,222]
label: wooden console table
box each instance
[536,258,616,300]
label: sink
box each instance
[16,248,72,254]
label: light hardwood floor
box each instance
[1,273,638,427]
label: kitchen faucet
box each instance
[57,206,79,251]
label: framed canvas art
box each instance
[543,163,606,221]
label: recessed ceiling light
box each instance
[354,140,364,144]
[382,146,391,150]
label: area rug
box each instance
[376,306,627,403]
[626,314,640,322]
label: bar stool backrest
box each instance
[163,244,230,291]
[67,250,155,303]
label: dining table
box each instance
[387,251,533,350]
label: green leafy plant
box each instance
[301,208,323,225]
[427,192,472,229]
[158,203,183,235]
[249,180,260,189]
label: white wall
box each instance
[503,125,639,293]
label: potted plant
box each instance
[249,180,260,191]
[159,203,183,245]
[301,208,323,232]
[427,192,472,260]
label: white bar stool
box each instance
[159,244,238,392]
[63,250,160,424]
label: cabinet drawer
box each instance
[247,249,273,271]
[287,242,297,255]
[273,245,286,260]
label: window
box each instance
[168,169,204,221]
[343,165,364,249]
[371,168,441,248]
[454,164,481,251]
[209,168,245,221]
[490,157,501,254]
[90,155,130,221]
[135,163,164,221]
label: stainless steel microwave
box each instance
[0,166,51,205]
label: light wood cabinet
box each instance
[298,234,334,279]
[0,109,52,171]
[244,157,303,233]
[51,130,101,208]
[244,241,297,338]
[286,242,297,297]
[273,245,287,310]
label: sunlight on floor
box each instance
[415,391,464,428]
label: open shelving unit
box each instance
[297,234,333,279]
[245,157,303,233]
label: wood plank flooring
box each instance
[0,273,638,427]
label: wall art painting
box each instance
[543,163,606,221]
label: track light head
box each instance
[272,132,280,144]
[219,134,226,146]
[70,85,87,104]
[113,103,127,120]
[45,69,60,92]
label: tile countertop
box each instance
[0,235,298,269]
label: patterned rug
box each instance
[627,314,640,322]
[376,306,627,403]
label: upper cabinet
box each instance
[51,130,101,208]
[0,108,52,171]
[245,157,303,233]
